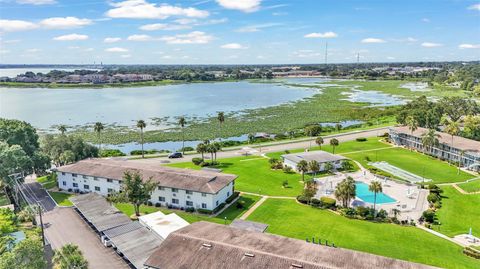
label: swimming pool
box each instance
[355,182,396,204]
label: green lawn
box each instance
[168,156,308,196]
[266,138,391,159]
[37,175,57,190]
[457,180,480,193]
[247,199,479,269]
[433,186,480,238]
[345,147,474,184]
[115,194,261,224]
[49,192,73,206]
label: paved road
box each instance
[43,207,129,269]
[131,127,390,165]
[20,176,56,212]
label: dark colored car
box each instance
[168,152,183,158]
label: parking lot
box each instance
[43,207,129,269]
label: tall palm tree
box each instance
[441,116,459,150]
[330,138,339,154]
[308,160,320,176]
[334,176,356,208]
[58,125,67,135]
[421,129,440,155]
[136,120,146,158]
[296,160,308,182]
[368,181,383,217]
[93,122,104,150]
[53,243,88,269]
[315,136,324,149]
[217,111,225,140]
[178,117,187,154]
[405,116,419,135]
[196,143,207,160]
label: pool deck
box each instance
[315,169,429,221]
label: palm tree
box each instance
[136,120,146,158]
[315,136,324,149]
[196,143,207,160]
[217,111,225,140]
[308,160,320,176]
[405,116,419,149]
[178,117,187,154]
[93,122,104,150]
[334,177,356,208]
[248,133,255,144]
[368,181,383,217]
[58,125,67,135]
[392,208,401,219]
[53,244,88,269]
[421,129,440,155]
[441,116,459,151]
[296,160,308,182]
[330,138,339,154]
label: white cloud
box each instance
[216,0,261,12]
[159,31,213,44]
[139,23,191,31]
[120,54,131,58]
[293,49,321,58]
[53,33,89,41]
[387,56,395,60]
[106,0,209,19]
[67,46,80,49]
[25,48,41,53]
[127,34,153,41]
[406,37,417,42]
[84,48,94,52]
[40,17,92,29]
[105,47,129,52]
[221,43,247,49]
[16,0,56,5]
[0,49,10,54]
[104,37,121,43]
[304,32,338,38]
[421,42,442,48]
[421,18,430,23]
[459,43,480,49]
[468,4,480,11]
[0,19,38,32]
[236,23,282,33]
[361,38,386,43]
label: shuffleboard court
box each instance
[370,161,431,183]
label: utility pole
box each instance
[357,53,360,64]
[37,203,45,247]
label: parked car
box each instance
[168,152,183,158]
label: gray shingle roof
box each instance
[144,221,437,269]
[282,151,346,164]
[57,158,237,194]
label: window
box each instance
[172,188,178,193]
[62,181,66,186]
[61,172,65,176]
[173,193,177,197]
[158,186,165,191]
[172,198,179,204]
[73,183,78,187]
[108,188,114,193]
[82,175,87,179]
[72,174,77,177]
[84,184,89,189]
[94,177,99,181]
[202,203,207,209]
[187,196,191,199]
[186,190,193,195]
[107,179,113,183]
[186,201,193,206]
[227,192,230,197]
[95,186,100,191]
[216,201,219,206]
[201,193,207,197]
[159,196,165,202]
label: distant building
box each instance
[282,151,346,171]
[56,159,237,211]
[143,221,435,269]
[389,126,480,171]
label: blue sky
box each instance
[0,0,479,64]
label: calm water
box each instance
[355,182,396,204]
[0,81,318,130]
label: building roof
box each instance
[70,192,131,232]
[229,219,268,233]
[282,151,346,164]
[57,158,237,194]
[144,222,436,269]
[391,126,480,155]
[138,211,189,239]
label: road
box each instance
[21,175,56,212]
[131,127,390,165]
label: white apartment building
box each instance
[56,159,237,211]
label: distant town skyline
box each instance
[0,0,479,64]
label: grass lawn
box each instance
[48,191,73,206]
[247,199,479,269]
[266,138,391,159]
[37,175,57,190]
[457,180,480,193]
[345,147,474,184]
[115,194,261,224]
[168,156,308,196]
[433,186,480,238]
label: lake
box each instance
[0,81,319,131]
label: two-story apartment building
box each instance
[55,159,237,211]
[389,126,480,171]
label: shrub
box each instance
[296,195,309,204]
[356,206,371,217]
[463,247,480,259]
[192,157,203,165]
[356,137,367,142]
[422,209,436,223]
[311,198,322,207]
[365,156,371,162]
[197,209,212,214]
[199,162,211,167]
[154,203,161,207]
[282,180,289,188]
[180,146,194,152]
[185,207,195,213]
[427,193,440,204]
[236,202,244,209]
[213,203,226,213]
[320,197,336,209]
[283,165,293,173]
[147,201,153,206]
[100,149,126,157]
[226,192,240,204]
[377,209,388,220]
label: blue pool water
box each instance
[355,182,396,204]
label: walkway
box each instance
[240,196,268,220]
[417,224,469,248]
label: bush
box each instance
[147,201,153,206]
[282,180,289,188]
[154,203,161,207]
[213,203,226,213]
[340,207,356,217]
[236,202,244,209]
[320,197,336,209]
[283,165,292,173]
[197,208,212,214]
[422,209,436,223]
[355,206,371,218]
[199,161,211,167]
[100,149,126,157]
[427,193,440,204]
[463,247,480,259]
[192,157,203,165]
[356,137,367,142]
[296,195,310,204]
[226,192,240,204]
[185,207,195,213]
[311,198,322,207]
